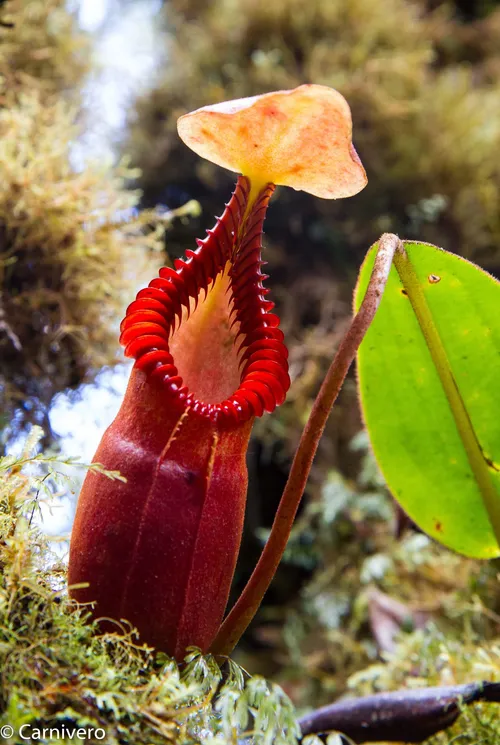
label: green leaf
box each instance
[354,241,500,558]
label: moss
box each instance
[0,1,171,440]
[0,0,90,100]
[0,90,167,439]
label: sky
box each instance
[72,0,164,160]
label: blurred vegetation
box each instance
[241,437,500,742]
[0,0,88,96]
[0,0,165,443]
[129,0,500,271]
[126,0,500,495]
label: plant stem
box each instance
[210,233,402,656]
[393,247,500,547]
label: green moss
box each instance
[0,90,166,437]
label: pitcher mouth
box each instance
[119,177,290,427]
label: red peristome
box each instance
[68,177,290,658]
[119,177,290,424]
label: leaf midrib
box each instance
[393,246,500,547]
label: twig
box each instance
[297,681,500,743]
